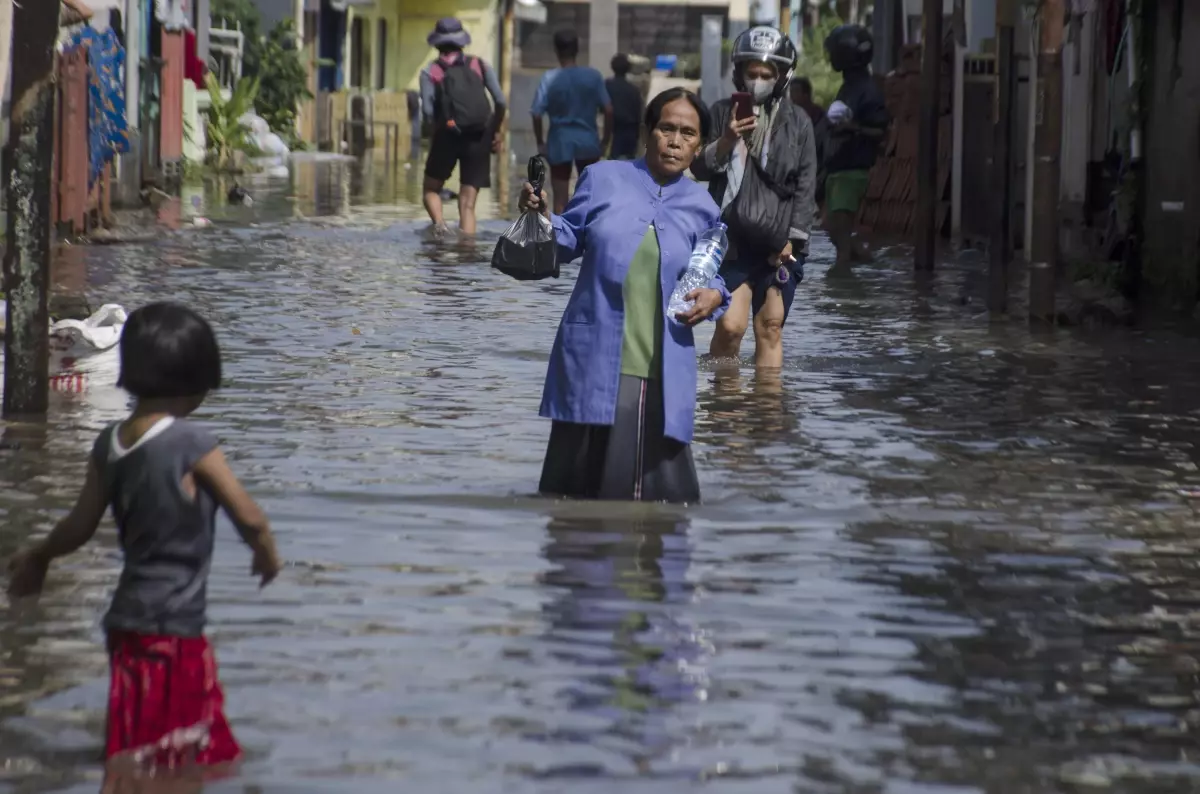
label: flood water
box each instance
[3,156,1200,793]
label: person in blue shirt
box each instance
[531,29,614,214]
[519,88,728,503]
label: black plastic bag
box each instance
[492,157,559,281]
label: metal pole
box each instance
[2,0,58,416]
[989,0,1016,314]
[700,15,724,107]
[914,0,943,272]
[1029,0,1064,324]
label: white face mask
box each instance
[748,78,775,104]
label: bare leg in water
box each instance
[751,286,786,369]
[424,179,482,236]
[423,176,451,234]
[710,284,753,360]
[550,173,570,215]
[457,186,480,235]
[828,209,873,270]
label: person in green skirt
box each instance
[824,24,889,270]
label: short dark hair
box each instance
[117,302,222,400]
[790,76,813,95]
[644,87,711,140]
[553,29,579,58]
[611,53,631,76]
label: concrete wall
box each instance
[1141,0,1200,302]
[350,0,500,93]
[517,2,728,70]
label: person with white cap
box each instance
[419,18,508,236]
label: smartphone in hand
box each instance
[732,92,754,121]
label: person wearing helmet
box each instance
[691,25,818,370]
[823,24,889,269]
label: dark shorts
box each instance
[720,253,806,325]
[610,126,640,160]
[549,158,600,183]
[425,128,492,189]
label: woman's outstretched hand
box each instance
[7,547,49,599]
[675,288,723,326]
[519,182,551,219]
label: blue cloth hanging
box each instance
[65,27,131,186]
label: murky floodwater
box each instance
[3,155,1200,793]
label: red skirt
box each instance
[105,631,242,770]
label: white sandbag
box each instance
[259,132,290,157]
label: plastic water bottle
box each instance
[668,223,728,319]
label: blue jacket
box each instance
[539,159,730,444]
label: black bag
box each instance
[434,57,493,135]
[723,153,795,257]
[492,158,559,281]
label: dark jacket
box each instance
[825,69,889,174]
[691,96,817,254]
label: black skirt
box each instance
[539,374,701,504]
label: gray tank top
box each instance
[92,417,220,636]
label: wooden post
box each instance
[780,0,791,39]
[988,0,1017,313]
[914,0,943,272]
[499,0,514,141]
[2,0,58,416]
[1029,0,1064,324]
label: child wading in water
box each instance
[7,302,282,778]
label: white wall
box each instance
[1060,11,1095,207]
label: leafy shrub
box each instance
[205,73,260,170]
[794,16,845,108]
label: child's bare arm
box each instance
[7,460,107,597]
[193,448,281,586]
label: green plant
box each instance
[210,1,311,143]
[795,16,845,108]
[205,73,261,170]
[254,21,313,141]
[672,53,702,80]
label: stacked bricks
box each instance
[856,39,955,238]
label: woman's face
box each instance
[646,98,703,180]
[741,61,780,104]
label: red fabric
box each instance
[428,54,484,84]
[184,30,206,90]
[105,631,242,770]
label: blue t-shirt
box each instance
[531,66,611,165]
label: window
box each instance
[377,20,388,90]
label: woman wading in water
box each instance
[521,88,729,504]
